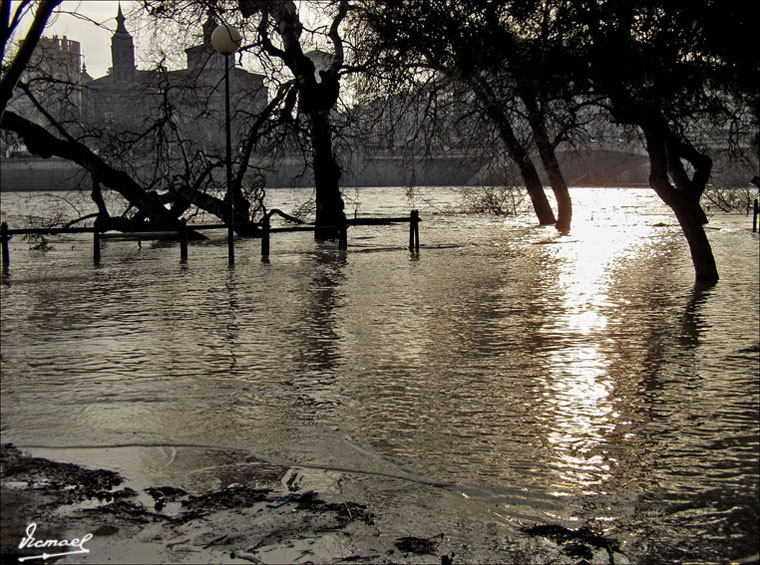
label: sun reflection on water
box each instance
[537,190,661,496]
[2,188,757,562]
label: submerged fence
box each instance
[1,210,421,268]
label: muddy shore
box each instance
[1,443,633,564]
[2,443,407,564]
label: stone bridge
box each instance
[553,147,651,186]
[467,138,652,187]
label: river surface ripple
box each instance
[1,187,758,562]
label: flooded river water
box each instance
[1,187,758,562]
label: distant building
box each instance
[5,34,88,131]
[305,50,334,83]
[35,35,83,82]
[109,3,136,84]
[84,5,267,153]
[6,4,266,157]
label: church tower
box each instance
[185,13,223,72]
[110,3,136,83]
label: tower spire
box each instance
[110,2,135,83]
[115,2,128,34]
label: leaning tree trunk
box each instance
[520,88,572,232]
[0,110,263,237]
[643,121,719,281]
[2,110,185,229]
[669,195,719,281]
[0,0,62,116]
[492,108,556,225]
[471,78,555,225]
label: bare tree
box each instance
[355,0,584,230]
[568,0,758,281]
[241,0,349,238]
[1,3,291,236]
[142,0,353,239]
[1,0,63,118]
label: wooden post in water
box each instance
[409,210,420,252]
[180,219,188,261]
[338,216,348,250]
[753,199,758,233]
[409,211,414,251]
[414,210,420,252]
[1,221,10,267]
[261,216,270,257]
[93,219,101,263]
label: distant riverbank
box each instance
[1,149,652,192]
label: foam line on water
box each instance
[18,442,453,489]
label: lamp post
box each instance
[211,24,241,265]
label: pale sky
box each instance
[9,1,201,79]
[14,1,134,78]
[10,2,335,86]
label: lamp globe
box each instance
[211,25,241,54]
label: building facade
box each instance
[84,6,267,154]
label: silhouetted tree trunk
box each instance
[361,1,566,227]
[641,117,718,281]
[1,109,265,237]
[470,77,555,225]
[242,0,347,239]
[574,0,754,281]
[310,102,345,239]
[520,86,572,232]
[0,0,62,115]
[2,110,183,227]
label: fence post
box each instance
[753,199,758,233]
[409,210,420,252]
[180,219,188,261]
[338,215,348,250]
[261,216,270,257]
[414,210,420,252]
[1,221,10,267]
[93,218,101,263]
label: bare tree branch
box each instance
[0,0,62,115]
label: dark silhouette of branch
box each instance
[0,0,61,115]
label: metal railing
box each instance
[1,210,421,267]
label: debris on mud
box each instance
[0,443,390,563]
[394,533,443,555]
[521,523,622,563]
[2,443,597,564]
[1,442,123,503]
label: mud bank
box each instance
[1,443,390,563]
[1,444,630,564]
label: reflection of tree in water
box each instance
[678,281,714,348]
[587,254,757,563]
[498,229,727,555]
[289,247,347,419]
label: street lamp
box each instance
[211,24,241,265]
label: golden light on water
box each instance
[537,189,662,495]
[3,187,757,562]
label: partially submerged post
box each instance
[93,218,101,263]
[409,209,420,252]
[753,199,758,233]
[261,216,270,257]
[1,221,10,267]
[338,215,348,251]
[180,219,188,261]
